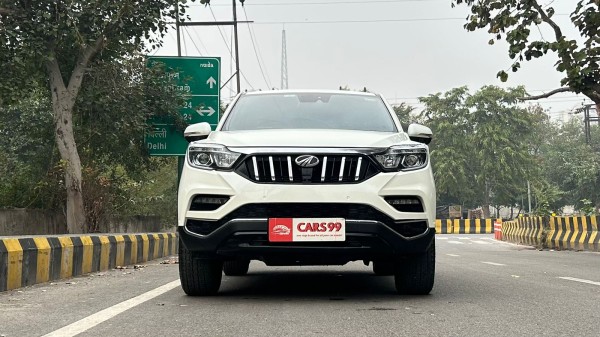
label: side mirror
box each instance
[184,122,212,142]
[407,123,433,145]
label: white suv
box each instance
[178,90,436,296]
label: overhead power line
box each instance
[181,28,188,55]
[252,14,570,25]
[209,6,255,90]
[243,6,272,89]
[187,26,211,56]
[182,26,204,56]
[254,18,467,25]
[204,0,444,6]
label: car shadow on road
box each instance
[217,270,404,299]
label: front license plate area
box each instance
[268,218,346,242]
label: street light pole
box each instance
[527,180,532,214]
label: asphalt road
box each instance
[1,234,599,337]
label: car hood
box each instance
[201,129,412,149]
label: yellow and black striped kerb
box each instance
[0,233,177,292]
[435,219,453,234]
[435,219,497,234]
[502,217,545,246]
[547,216,599,251]
[501,216,599,252]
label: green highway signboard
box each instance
[146,124,189,156]
[145,56,220,156]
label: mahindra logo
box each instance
[295,155,320,168]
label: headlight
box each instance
[187,143,241,170]
[374,145,428,171]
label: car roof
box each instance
[242,89,378,97]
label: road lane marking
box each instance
[436,237,448,240]
[446,254,460,257]
[473,240,491,245]
[558,277,600,286]
[457,237,470,240]
[483,238,518,246]
[481,261,506,266]
[42,279,181,337]
[448,241,465,244]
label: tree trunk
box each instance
[47,61,85,234]
[482,181,491,218]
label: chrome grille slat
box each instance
[268,156,275,181]
[355,157,362,181]
[321,156,327,182]
[241,154,377,184]
[252,156,259,181]
[339,157,346,182]
[287,156,293,181]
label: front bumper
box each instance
[178,163,436,226]
[177,162,436,263]
[179,219,435,264]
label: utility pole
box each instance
[175,4,184,185]
[176,5,181,57]
[232,0,241,93]
[176,1,251,94]
[583,104,599,144]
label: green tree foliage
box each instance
[421,86,540,217]
[452,0,600,110]
[392,103,416,127]
[537,118,600,212]
[0,1,191,232]
[0,90,62,209]
[0,56,183,229]
[420,87,476,208]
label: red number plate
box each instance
[268,218,346,242]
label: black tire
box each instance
[223,260,250,276]
[394,241,435,295]
[179,242,223,296]
[372,260,395,276]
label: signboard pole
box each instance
[176,6,184,185]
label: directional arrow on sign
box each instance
[196,106,216,117]
[206,76,217,89]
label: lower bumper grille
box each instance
[185,203,428,238]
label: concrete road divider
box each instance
[501,216,599,252]
[0,233,178,292]
[501,217,545,247]
[435,219,498,234]
[547,216,599,251]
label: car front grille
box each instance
[234,154,380,184]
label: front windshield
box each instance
[222,92,397,132]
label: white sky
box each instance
[151,0,594,121]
